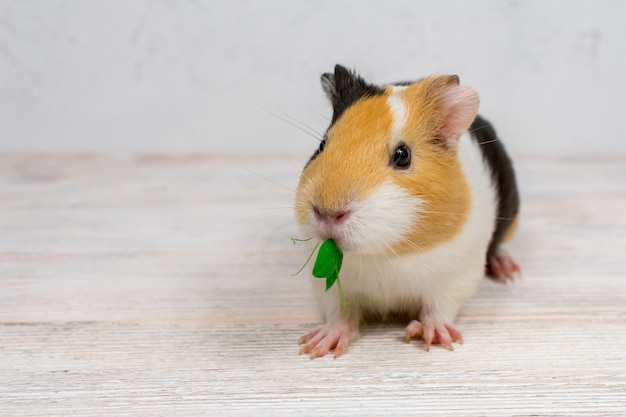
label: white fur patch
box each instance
[387,87,407,139]
[343,182,424,254]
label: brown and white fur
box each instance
[295,65,520,359]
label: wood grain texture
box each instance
[0,153,625,416]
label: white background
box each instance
[1,0,624,155]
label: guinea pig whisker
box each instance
[261,105,324,142]
[467,124,490,134]
[397,236,425,253]
[379,242,396,263]
[420,209,514,222]
[239,206,295,219]
[468,126,501,146]
[476,139,499,146]
[302,99,330,133]
[296,167,314,186]
[372,244,388,285]
[231,160,296,193]
[380,242,406,289]
[357,249,364,284]
[260,219,298,240]
[381,239,401,259]
[419,210,465,216]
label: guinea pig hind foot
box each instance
[405,319,463,352]
[298,317,359,359]
[487,247,521,282]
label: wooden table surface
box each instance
[0,153,625,416]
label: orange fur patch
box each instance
[390,78,470,254]
[296,94,393,225]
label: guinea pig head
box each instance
[295,65,479,255]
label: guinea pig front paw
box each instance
[405,319,463,352]
[298,320,358,359]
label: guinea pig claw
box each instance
[488,248,521,282]
[405,319,463,352]
[298,328,321,345]
[297,322,355,359]
[439,334,454,351]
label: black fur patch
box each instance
[469,115,520,265]
[307,65,384,166]
[391,80,418,87]
[321,65,385,125]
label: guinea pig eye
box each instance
[390,143,411,169]
[318,139,326,153]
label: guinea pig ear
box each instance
[436,75,480,144]
[320,64,352,104]
[320,65,383,124]
[320,71,336,102]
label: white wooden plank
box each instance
[0,154,625,416]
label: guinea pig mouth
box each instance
[314,224,370,254]
[312,223,355,253]
[315,223,345,246]
[310,207,389,254]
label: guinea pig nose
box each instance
[313,206,351,225]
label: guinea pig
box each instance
[295,64,520,359]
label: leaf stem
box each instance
[291,237,312,244]
[291,241,320,276]
[335,272,350,309]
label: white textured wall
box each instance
[1,0,624,155]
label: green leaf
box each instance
[325,272,338,290]
[312,239,343,279]
[294,238,347,304]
